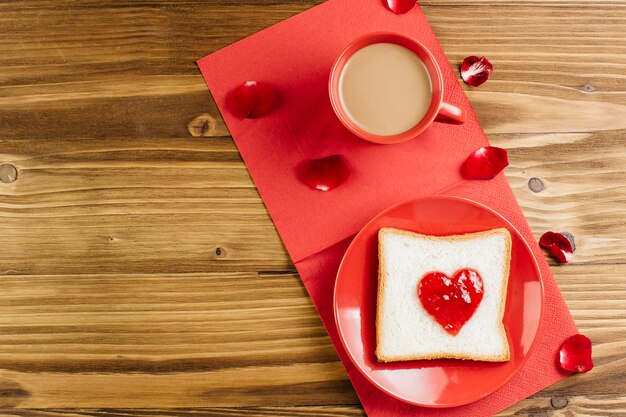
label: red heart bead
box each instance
[418,269,484,335]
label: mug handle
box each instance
[434,102,465,125]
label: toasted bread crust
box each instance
[375,227,512,363]
[375,228,387,361]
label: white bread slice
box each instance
[376,227,511,362]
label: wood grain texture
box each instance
[0,132,623,274]
[0,265,624,411]
[0,0,625,416]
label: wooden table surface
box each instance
[1,0,625,416]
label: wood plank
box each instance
[0,137,292,274]
[0,264,623,408]
[496,131,626,265]
[0,272,356,408]
[1,130,624,275]
[1,394,626,417]
[0,407,366,417]
[0,3,625,140]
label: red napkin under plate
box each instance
[197,0,578,415]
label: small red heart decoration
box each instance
[418,269,484,335]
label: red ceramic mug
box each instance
[329,32,465,144]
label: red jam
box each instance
[418,269,484,335]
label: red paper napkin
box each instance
[197,1,578,415]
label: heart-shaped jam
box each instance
[418,269,484,335]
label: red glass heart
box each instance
[418,269,484,336]
[461,146,509,180]
[559,334,594,373]
[228,81,276,118]
[297,154,350,191]
[385,0,417,15]
[461,56,494,87]
[539,231,573,263]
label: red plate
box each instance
[334,196,544,407]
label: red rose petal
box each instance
[559,334,594,373]
[228,81,276,118]
[539,231,573,263]
[385,0,416,15]
[461,146,509,179]
[461,56,494,87]
[297,155,350,191]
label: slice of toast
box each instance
[376,227,511,362]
